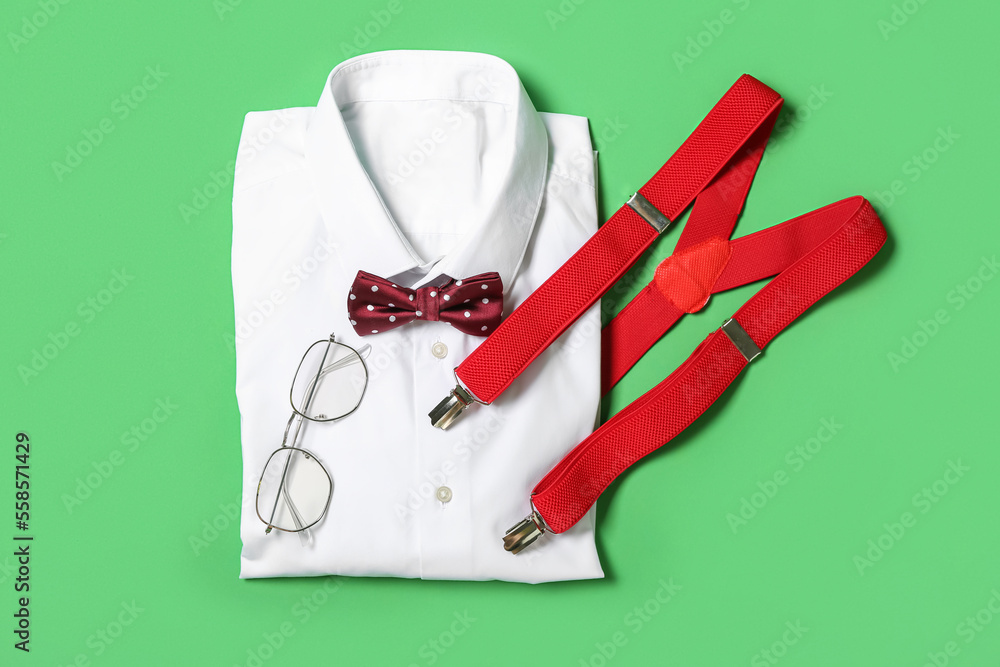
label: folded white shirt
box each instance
[232,50,604,582]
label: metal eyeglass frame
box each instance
[255,333,370,536]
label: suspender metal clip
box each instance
[503,508,547,555]
[430,370,489,430]
[428,384,474,430]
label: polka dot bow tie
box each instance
[348,270,504,337]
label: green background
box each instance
[2,0,998,665]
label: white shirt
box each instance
[232,50,604,583]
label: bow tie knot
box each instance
[414,284,442,322]
[348,271,503,337]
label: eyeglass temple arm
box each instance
[294,343,371,407]
[282,481,308,531]
[263,415,311,536]
[266,341,371,534]
[263,458,311,542]
[266,340,335,532]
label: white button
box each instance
[435,486,453,503]
[431,342,448,359]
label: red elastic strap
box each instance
[598,111,780,395]
[601,194,873,392]
[533,197,887,533]
[454,75,783,404]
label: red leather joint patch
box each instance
[652,237,732,313]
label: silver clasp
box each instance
[502,509,547,555]
[721,317,761,362]
[428,384,476,430]
[627,192,672,233]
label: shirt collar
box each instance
[304,50,549,294]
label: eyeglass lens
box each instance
[290,340,367,421]
[257,447,331,532]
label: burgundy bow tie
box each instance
[348,271,503,337]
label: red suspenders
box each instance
[505,197,885,552]
[430,75,784,428]
[424,74,886,553]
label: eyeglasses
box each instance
[255,334,370,537]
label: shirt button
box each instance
[431,342,448,359]
[435,486,453,503]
